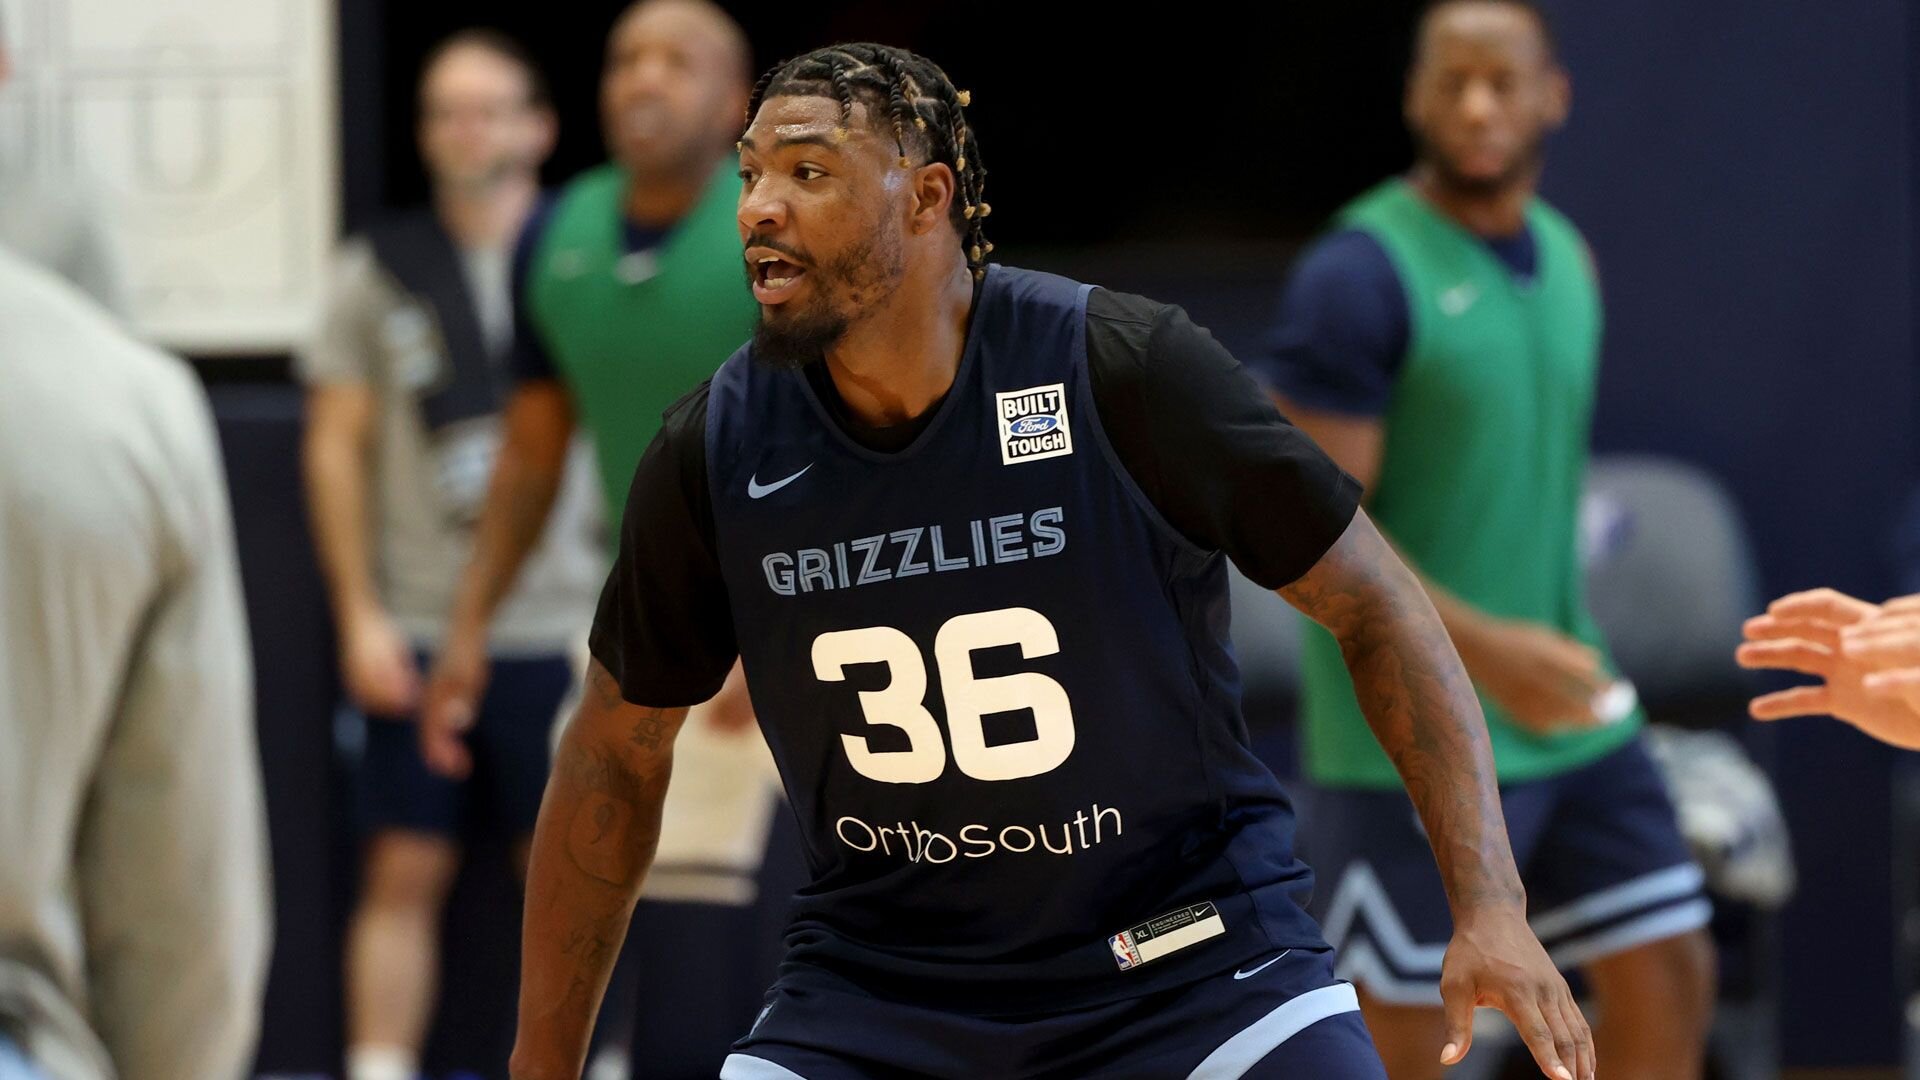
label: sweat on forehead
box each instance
[747,95,890,144]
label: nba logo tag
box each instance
[1109,930,1143,971]
[995,383,1073,466]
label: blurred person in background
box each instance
[1740,588,1920,749]
[0,248,269,1079]
[1252,1,1715,1076]
[296,31,603,1080]
[0,15,131,317]
[422,1,773,1074]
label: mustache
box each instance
[743,234,811,266]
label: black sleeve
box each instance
[586,382,738,706]
[1085,288,1363,590]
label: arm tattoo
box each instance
[556,670,678,889]
[583,664,674,754]
[1281,516,1525,913]
[518,669,686,1060]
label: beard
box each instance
[752,302,849,372]
[749,225,904,372]
[1416,129,1547,198]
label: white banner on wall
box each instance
[1,0,337,353]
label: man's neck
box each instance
[435,174,538,251]
[822,257,976,429]
[622,149,724,227]
[1409,162,1536,237]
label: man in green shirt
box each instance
[1254,3,1714,1077]
[422,1,775,1074]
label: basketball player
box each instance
[507,44,1593,1080]
[1252,3,1713,1076]
[1740,588,1920,749]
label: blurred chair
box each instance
[1581,456,1763,731]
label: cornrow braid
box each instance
[745,43,992,280]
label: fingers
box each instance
[1766,588,1879,625]
[1438,972,1475,1067]
[1504,994,1574,1080]
[1882,594,1920,615]
[1734,639,1834,677]
[1742,613,1845,648]
[347,646,422,717]
[1748,684,1831,721]
[1550,987,1596,1080]
[1841,617,1920,665]
[381,655,423,715]
[1865,668,1920,700]
[1544,639,1606,727]
[1547,636,1609,694]
[421,725,473,779]
[419,691,476,779]
[1842,611,1920,635]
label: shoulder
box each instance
[0,252,220,534]
[1288,229,1404,299]
[661,379,713,447]
[1084,287,1225,380]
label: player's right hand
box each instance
[1459,616,1607,734]
[421,625,491,778]
[341,607,421,718]
[1441,906,1593,1080]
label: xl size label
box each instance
[1109,901,1225,971]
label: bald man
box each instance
[421,3,778,1076]
[427,0,757,750]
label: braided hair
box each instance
[745,44,993,279]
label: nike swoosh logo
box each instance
[747,463,812,499]
[1233,951,1290,980]
[1439,282,1480,316]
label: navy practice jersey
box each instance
[592,265,1363,1015]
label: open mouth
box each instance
[750,252,809,304]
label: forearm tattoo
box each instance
[559,668,672,888]
[1281,520,1524,912]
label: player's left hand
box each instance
[1440,906,1592,1080]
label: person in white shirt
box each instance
[0,22,132,318]
[0,247,270,1080]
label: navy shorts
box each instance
[720,947,1386,1080]
[359,652,573,837]
[1301,735,1711,1005]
